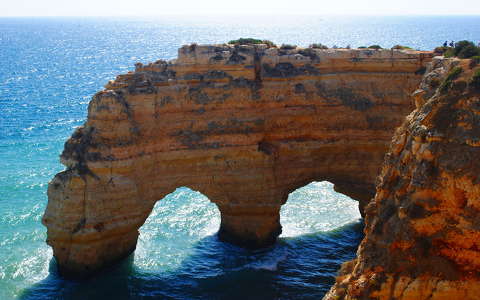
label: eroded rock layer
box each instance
[42,44,432,276]
[324,58,480,299]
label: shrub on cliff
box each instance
[228,38,276,48]
[392,45,412,50]
[441,41,480,59]
[470,69,480,90]
[280,44,297,50]
[453,40,480,59]
[309,43,328,49]
[368,45,382,50]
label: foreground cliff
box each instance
[324,58,480,299]
[42,43,431,276]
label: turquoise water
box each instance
[1,15,479,299]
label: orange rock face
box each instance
[42,44,432,277]
[324,58,480,299]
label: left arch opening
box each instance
[134,187,220,271]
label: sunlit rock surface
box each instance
[42,44,432,276]
[324,58,480,299]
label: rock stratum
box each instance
[42,44,433,276]
[324,58,480,299]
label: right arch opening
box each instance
[280,181,362,237]
[278,180,365,294]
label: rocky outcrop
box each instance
[324,58,480,299]
[42,43,432,277]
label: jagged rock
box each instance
[42,44,432,277]
[324,59,480,299]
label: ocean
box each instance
[1,15,479,299]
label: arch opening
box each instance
[273,181,365,294]
[280,181,362,238]
[134,186,220,271]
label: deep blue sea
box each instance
[1,15,479,300]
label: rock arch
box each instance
[42,44,433,276]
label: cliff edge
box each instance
[324,57,480,299]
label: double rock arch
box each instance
[42,44,432,276]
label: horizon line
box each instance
[1,13,480,18]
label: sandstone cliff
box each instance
[324,58,480,299]
[42,43,431,276]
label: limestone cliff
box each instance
[324,58,480,299]
[42,43,432,276]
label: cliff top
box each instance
[104,44,433,92]
[155,43,432,66]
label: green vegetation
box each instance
[471,69,480,90]
[440,66,463,93]
[392,45,413,50]
[368,45,382,50]
[446,66,463,81]
[453,41,480,58]
[437,40,480,59]
[443,48,455,58]
[228,38,276,48]
[309,43,328,49]
[358,46,367,49]
[280,44,297,50]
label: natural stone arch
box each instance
[42,44,433,277]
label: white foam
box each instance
[247,249,288,272]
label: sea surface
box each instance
[1,15,479,300]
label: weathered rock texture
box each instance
[324,58,480,299]
[42,44,432,276]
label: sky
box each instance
[1,0,480,16]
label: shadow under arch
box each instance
[20,184,364,300]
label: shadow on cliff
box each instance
[19,221,364,300]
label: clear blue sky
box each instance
[2,0,480,16]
